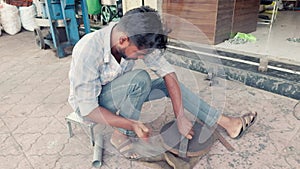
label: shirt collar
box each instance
[103,22,118,63]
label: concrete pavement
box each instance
[0,31,299,169]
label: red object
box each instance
[5,0,33,7]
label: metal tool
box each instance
[205,69,218,86]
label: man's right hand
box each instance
[132,122,150,142]
[87,107,150,141]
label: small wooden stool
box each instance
[65,112,97,146]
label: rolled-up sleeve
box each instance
[72,45,102,116]
[143,49,175,77]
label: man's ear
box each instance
[119,35,129,46]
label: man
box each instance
[68,6,257,159]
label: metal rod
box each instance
[92,133,104,168]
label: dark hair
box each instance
[116,6,168,50]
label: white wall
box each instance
[122,0,161,14]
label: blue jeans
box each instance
[98,69,221,136]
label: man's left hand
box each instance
[176,114,194,139]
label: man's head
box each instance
[115,6,168,55]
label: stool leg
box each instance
[90,126,95,146]
[67,121,73,137]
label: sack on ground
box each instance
[19,5,37,31]
[0,3,21,35]
[0,4,2,36]
[0,3,3,36]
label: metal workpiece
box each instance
[92,133,104,168]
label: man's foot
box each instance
[228,111,258,139]
[110,129,140,159]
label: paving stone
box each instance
[29,104,62,117]
[284,154,300,169]
[131,161,160,169]
[0,119,10,134]
[0,104,14,116]
[0,155,33,169]
[18,91,50,104]
[32,83,60,94]
[60,137,91,156]
[0,62,19,75]
[0,134,23,155]
[41,118,68,134]
[0,72,15,84]
[11,84,36,94]
[4,104,39,118]
[66,129,94,146]
[22,75,49,85]
[27,154,62,169]
[140,99,168,123]
[7,64,29,74]
[42,68,70,85]
[193,156,210,169]
[13,133,42,152]
[61,78,70,86]
[4,71,36,86]
[43,85,69,104]
[12,117,51,134]
[103,155,135,169]
[55,154,92,169]
[0,83,19,97]
[55,103,73,120]
[26,133,68,156]
[269,130,299,152]
[2,117,27,132]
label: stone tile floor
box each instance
[0,31,299,169]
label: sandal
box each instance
[110,136,141,160]
[232,111,258,139]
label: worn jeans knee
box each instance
[127,69,151,96]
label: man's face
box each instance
[120,43,149,60]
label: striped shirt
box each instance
[68,22,175,116]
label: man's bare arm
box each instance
[163,72,194,139]
[87,106,149,139]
